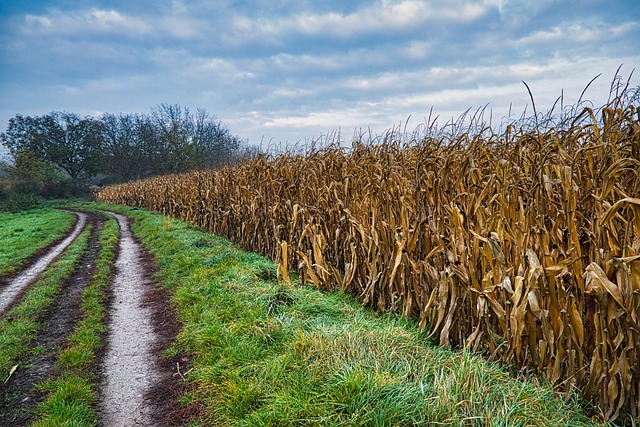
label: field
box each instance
[0,203,605,426]
[97,95,640,423]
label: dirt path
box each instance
[0,213,104,426]
[0,209,182,426]
[99,212,162,426]
[0,211,88,315]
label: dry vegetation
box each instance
[98,81,640,423]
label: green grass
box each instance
[0,208,76,277]
[30,215,119,427]
[0,226,90,381]
[88,202,605,427]
[30,377,96,427]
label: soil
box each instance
[0,211,88,315]
[0,212,104,426]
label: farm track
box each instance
[0,211,88,315]
[98,212,167,426]
[0,212,105,426]
[0,210,182,426]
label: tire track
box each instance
[100,212,161,426]
[0,211,88,315]
[0,213,104,426]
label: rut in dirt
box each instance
[99,212,164,427]
[0,211,88,315]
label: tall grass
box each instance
[98,83,640,422]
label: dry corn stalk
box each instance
[98,99,640,422]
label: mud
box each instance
[0,213,105,426]
[141,273,192,427]
[0,212,88,315]
[99,212,162,426]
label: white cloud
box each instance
[402,40,432,60]
[22,7,208,40]
[232,55,638,144]
[266,47,395,74]
[229,0,499,43]
[24,8,150,36]
[494,0,561,27]
[517,21,640,46]
[161,16,204,39]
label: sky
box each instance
[1,0,639,154]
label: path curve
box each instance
[0,211,88,315]
[100,212,160,426]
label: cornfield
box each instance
[98,89,640,422]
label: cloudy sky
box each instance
[1,0,638,150]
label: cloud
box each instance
[234,54,636,144]
[21,6,208,40]
[1,0,639,147]
[24,8,150,36]
[517,21,640,46]
[228,0,501,45]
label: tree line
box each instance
[0,104,257,206]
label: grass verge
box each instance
[0,208,76,277]
[0,226,90,381]
[93,202,604,427]
[28,214,119,427]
